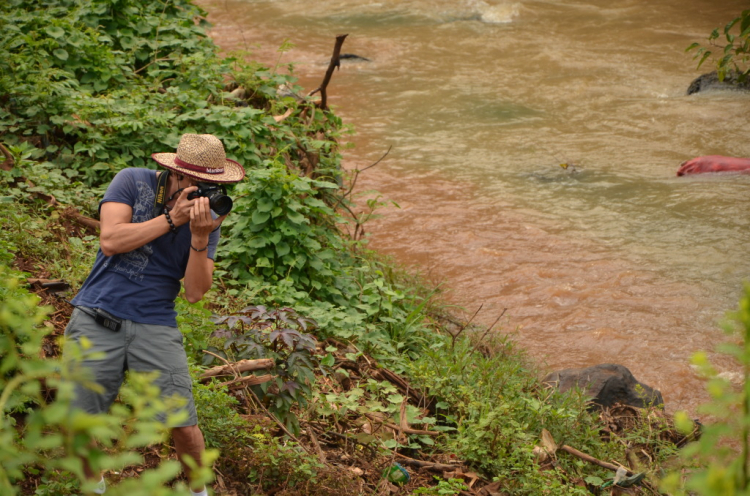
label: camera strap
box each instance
[152,170,170,218]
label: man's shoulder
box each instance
[115,167,158,180]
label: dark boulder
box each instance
[542,363,664,409]
[687,70,750,95]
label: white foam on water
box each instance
[479,2,520,24]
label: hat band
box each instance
[174,156,224,175]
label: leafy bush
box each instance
[0,0,344,188]
[219,160,349,304]
[687,10,750,84]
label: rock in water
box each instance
[542,363,664,409]
[687,70,750,95]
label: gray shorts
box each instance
[64,307,198,427]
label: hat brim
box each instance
[151,153,246,184]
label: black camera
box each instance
[187,183,233,216]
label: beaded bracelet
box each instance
[190,244,208,252]
[163,208,177,233]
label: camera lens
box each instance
[210,195,233,216]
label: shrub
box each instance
[687,10,750,85]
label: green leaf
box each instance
[256,197,275,212]
[53,48,69,61]
[252,210,270,224]
[46,26,66,39]
[286,210,306,224]
[585,476,604,487]
[697,50,712,68]
[275,242,290,257]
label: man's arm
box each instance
[99,202,174,256]
[99,186,200,256]
[182,196,226,303]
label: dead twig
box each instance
[471,308,507,350]
[393,453,461,472]
[451,304,483,351]
[363,412,439,436]
[309,34,348,109]
[333,146,392,212]
[559,444,633,476]
[199,358,275,382]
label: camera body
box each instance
[187,182,233,215]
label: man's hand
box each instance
[168,186,198,227]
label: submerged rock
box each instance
[542,363,664,409]
[687,70,750,95]
[340,53,371,62]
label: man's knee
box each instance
[172,424,205,454]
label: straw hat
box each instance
[151,134,245,183]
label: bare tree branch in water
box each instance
[309,34,348,109]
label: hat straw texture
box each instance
[151,134,245,183]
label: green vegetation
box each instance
[688,10,750,84]
[661,284,750,495]
[1,0,746,494]
[0,266,216,496]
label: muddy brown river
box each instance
[197,0,750,416]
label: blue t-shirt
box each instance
[72,168,221,326]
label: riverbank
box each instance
[0,1,732,494]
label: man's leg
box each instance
[63,308,127,494]
[126,321,205,492]
[172,424,207,493]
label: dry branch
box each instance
[394,453,461,472]
[199,358,274,381]
[0,143,13,171]
[363,412,439,436]
[215,373,274,388]
[559,444,633,476]
[61,207,100,231]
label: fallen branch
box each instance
[61,207,100,231]
[559,445,633,476]
[309,34,348,109]
[216,373,274,389]
[199,358,274,381]
[363,412,439,436]
[0,143,13,171]
[394,453,461,472]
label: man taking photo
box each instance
[64,133,245,495]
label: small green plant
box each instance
[412,477,469,495]
[207,305,321,435]
[661,283,750,495]
[687,10,750,84]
